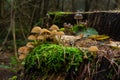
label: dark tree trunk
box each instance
[85,0,89,11]
[61,0,64,11]
[114,0,119,8]
[0,0,4,18]
[72,0,75,12]
[85,0,93,11]
[43,0,49,16]
[56,0,60,10]
[106,0,110,10]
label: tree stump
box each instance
[49,11,120,40]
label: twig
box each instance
[11,0,18,61]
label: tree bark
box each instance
[0,0,4,18]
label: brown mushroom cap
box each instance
[88,46,99,52]
[41,29,51,35]
[51,30,57,35]
[49,24,59,31]
[37,35,45,40]
[18,46,30,54]
[56,31,65,35]
[28,35,36,40]
[19,54,26,60]
[74,13,83,19]
[63,23,67,27]
[26,42,34,48]
[31,26,41,33]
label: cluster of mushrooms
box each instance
[18,24,67,60]
[18,24,99,60]
[74,13,88,28]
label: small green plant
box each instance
[10,56,18,66]
[8,76,17,80]
[72,24,84,33]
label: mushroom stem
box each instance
[78,19,82,26]
[34,40,38,45]
[44,34,47,42]
[77,19,79,25]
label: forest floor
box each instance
[0,50,17,80]
[0,38,120,80]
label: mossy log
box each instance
[48,11,120,40]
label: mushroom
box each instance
[31,26,41,34]
[41,29,51,40]
[18,46,31,55]
[28,35,36,41]
[37,35,45,41]
[63,23,73,35]
[41,29,51,35]
[51,30,57,35]
[49,24,59,31]
[88,46,99,52]
[26,42,35,48]
[74,13,83,25]
[63,23,68,28]
[56,31,65,35]
[68,23,73,29]
[19,54,26,60]
[48,30,57,42]
[50,30,57,37]
[55,31,65,40]
[18,46,31,60]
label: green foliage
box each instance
[59,28,65,31]
[0,64,11,69]
[72,24,84,33]
[10,56,18,66]
[48,12,71,26]
[34,18,44,26]
[8,76,17,80]
[77,27,98,37]
[25,43,84,75]
[48,12,72,15]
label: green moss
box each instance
[48,12,73,27]
[48,12,72,15]
[25,43,84,75]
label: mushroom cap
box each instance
[26,42,34,48]
[31,26,41,33]
[37,35,45,40]
[63,23,67,27]
[67,23,73,28]
[19,54,26,60]
[41,29,51,35]
[74,13,83,19]
[18,46,30,54]
[28,35,36,40]
[88,46,99,52]
[49,24,59,31]
[56,31,65,35]
[51,30,57,35]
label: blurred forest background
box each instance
[0,0,120,50]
